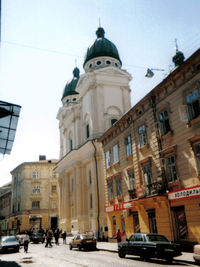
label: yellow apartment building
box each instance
[99,48,200,248]
[9,156,58,233]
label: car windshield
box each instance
[146,234,169,242]
[82,235,94,239]
[3,237,17,242]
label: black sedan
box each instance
[0,236,20,253]
[118,233,182,263]
[30,232,45,244]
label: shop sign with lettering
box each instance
[168,185,200,201]
[105,201,132,213]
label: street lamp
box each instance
[145,68,165,78]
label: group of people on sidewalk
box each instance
[18,228,68,252]
[44,228,67,247]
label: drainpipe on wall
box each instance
[91,140,100,240]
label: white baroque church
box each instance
[56,27,132,237]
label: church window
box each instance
[69,139,73,151]
[89,170,92,185]
[73,98,76,101]
[89,64,92,68]
[115,63,118,67]
[96,61,101,65]
[90,194,93,209]
[86,124,90,139]
[111,119,117,125]
[106,60,111,65]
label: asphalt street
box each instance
[0,240,196,267]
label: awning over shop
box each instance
[0,100,21,155]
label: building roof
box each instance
[83,27,122,67]
[98,48,200,142]
[61,67,80,100]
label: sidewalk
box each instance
[97,242,195,264]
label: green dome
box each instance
[62,67,80,100]
[83,27,122,67]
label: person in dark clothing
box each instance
[54,228,60,245]
[62,231,67,244]
[24,232,30,253]
[45,229,53,247]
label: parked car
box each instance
[0,236,20,253]
[193,244,200,264]
[30,232,45,244]
[16,234,27,246]
[69,233,96,251]
[118,233,182,263]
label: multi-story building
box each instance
[55,27,132,237]
[99,48,200,246]
[9,156,58,233]
[0,182,12,235]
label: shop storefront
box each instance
[168,185,200,245]
[105,195,172,241]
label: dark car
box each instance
[118,233,182,263]
[0,236,20,253]
[30,232,45,244]
[69,233,96,251]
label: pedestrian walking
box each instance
[62,231,67,245]
[24,232,30,253]
[54,228,60,245]
[45,229,53,247]
[116,229,122,243]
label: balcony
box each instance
[128,188,137,200]
[145,181,167,196]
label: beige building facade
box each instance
[56,27,132,237]
[0,183,12,235]
[99,48,200,247]
[9,156,58,233]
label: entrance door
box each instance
[51,217,58,231]
[147,209,157,233]
[172,206,188,240]
[133,212,140,233]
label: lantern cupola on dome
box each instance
[83,27,122,72]
[61,67,80,102]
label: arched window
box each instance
[111,119,117,125]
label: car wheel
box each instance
[118,249,125,258]
[166,257,173,264]
[69,244,72,250]
[78,245,81,251]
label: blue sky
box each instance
[0,0,200,186]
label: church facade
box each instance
[55,27,132,237]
